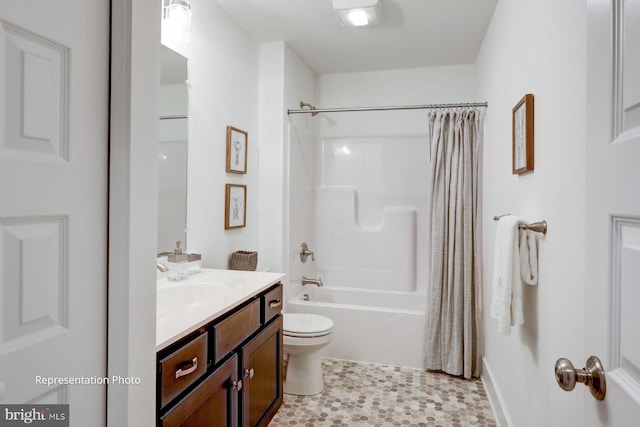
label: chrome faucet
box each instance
[156,262,169,272]
[302,276,323,287]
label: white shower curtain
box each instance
[424,109,483,379]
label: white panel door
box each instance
[0,0,109,424]
[585,0,640,425]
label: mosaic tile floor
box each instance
[269,359,497,427]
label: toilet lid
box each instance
[283,313,333,337]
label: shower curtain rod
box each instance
[288,101,488,115]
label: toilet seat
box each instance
[283,313,333,338]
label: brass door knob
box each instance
[555,356,606,401]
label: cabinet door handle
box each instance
[175,357,198,379]
[232,380,243,392]
[268,299,281,308]
[244,368,255,379]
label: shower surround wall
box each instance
[316,135,424,291]
[287,121,430,368]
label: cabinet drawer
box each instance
[159,332,208,408]
[262,283,283,324]
[213,299,260,364]
[161,354,238,427]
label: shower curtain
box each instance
[424,109,483,379]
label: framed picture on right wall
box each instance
[512,93,534,174]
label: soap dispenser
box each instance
[167,240,188,281]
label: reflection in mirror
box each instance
[158,45,188,254]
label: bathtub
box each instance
[287,285,426,369]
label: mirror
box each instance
[158,45,188,254]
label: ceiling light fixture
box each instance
[332,0,383,28]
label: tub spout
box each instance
[302,276,323,287]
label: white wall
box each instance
[476,1,587,426]
[257,42,286,275]
[174,1,261,268]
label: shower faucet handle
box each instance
[300,242,315,263]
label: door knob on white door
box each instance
[555,356,606,400]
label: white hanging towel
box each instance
[490,216,524,335]
[519,230,538,285]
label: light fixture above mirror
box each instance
[162,0,192,43]
[332,0,383,27]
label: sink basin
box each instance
[156,282,234,332]
[157,282,230,311]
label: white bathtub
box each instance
[287,285,426,369]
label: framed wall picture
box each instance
[226,126,248,174]
[512,94,534,174]
[225,184,246,229]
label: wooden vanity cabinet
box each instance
[157,282,283,427]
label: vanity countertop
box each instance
[156,268,285,351]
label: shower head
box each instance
[299,101,319,116]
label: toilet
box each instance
[283,313,334,395]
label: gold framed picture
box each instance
[224,183,246,229]
[226,126,248,174]
[512,94,534,174]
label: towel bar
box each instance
[493,215,548,235]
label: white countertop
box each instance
[156,268,285,351]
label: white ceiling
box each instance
[214,0,498,74]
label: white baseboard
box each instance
[481,357,511,427]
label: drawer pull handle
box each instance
[269,299,282,308]
[175,357,198,379]
[244,368,255,379]
[232,380,243,392]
